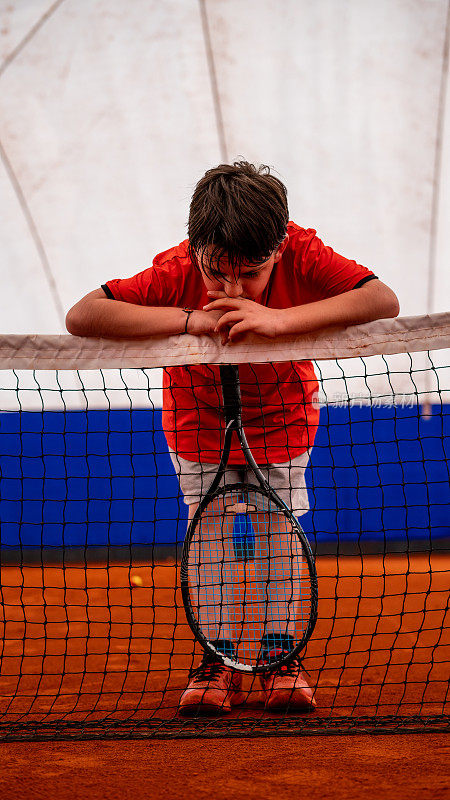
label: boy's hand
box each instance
[203,294,283,343]
[187,308,225,337]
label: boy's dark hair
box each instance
[188,161,289,278]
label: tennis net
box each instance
[0,313,449,740]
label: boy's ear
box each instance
[273,235,289,262]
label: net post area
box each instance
[0,314,449,741]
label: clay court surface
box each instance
[0,733,449,800]
[0,551,448,797]
[0,551,448,731]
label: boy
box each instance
[66,161,399,715]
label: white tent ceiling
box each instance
[1,0,449,334]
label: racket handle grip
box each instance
[220,364,242,422]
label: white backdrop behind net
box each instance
[0,0,449,336]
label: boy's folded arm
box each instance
[65,288,193,339]
[66,280,399,341]
[276,279,400,336]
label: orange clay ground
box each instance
[0,733,449,800]
[0,552,448,734]
[0,553,448,800]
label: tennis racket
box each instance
[180,364,318,673]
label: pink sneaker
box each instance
[179,654,244,717]
[260,652,316,712]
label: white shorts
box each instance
[168,448,310,516]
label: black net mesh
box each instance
[0,318,449,740]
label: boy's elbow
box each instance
[66,289,108,336]
[366,282,400,320]
[384,292,400,319]
[66,306,88,336]
[65,308,78,335]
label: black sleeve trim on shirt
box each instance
[352,274,378,290]
[101,283,115,299]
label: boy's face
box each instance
[197,236,288,302]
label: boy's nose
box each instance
[224,280,243,298]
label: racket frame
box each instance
[180,365,318,673]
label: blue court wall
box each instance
[0,406,449,551]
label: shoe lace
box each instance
[265,651,311,678]
[190,657,228,684]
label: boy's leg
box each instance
[177,455,251,652]
[246,453,310,647]
[179,500,246,716]
[249,506,302,647]
[186,498,239,651]
[248,456,316,711]
[169,451,244,714]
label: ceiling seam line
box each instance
[427,0,450,315]
[198,0,228,162]
[0,0,67,80]
[0,139,66,328]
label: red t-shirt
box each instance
[104,222,375,464]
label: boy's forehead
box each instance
[197,245,268,273]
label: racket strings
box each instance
[187,488,312,667]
